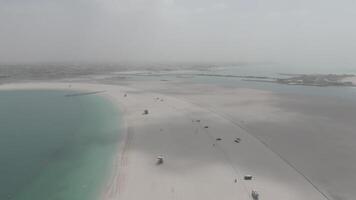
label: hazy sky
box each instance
[0,0,355,65]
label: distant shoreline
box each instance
[191,73,356,87]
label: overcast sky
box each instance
[0,0,355,65]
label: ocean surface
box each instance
[0,90,121,200]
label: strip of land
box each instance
[276,74,356,87]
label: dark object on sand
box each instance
[234,179,237,183]
[251,190,259,200]
[244,175,253,180]
[124,94,127,97]
[143,110,149,115]
[156,156,164,165]
[204,126,209,128]
[234,138,241,143]
[216,138,222,141]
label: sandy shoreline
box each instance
[0,82,329,200]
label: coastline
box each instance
[0,83,131,200]
[0,82,330,200]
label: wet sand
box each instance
[133,80,356,200]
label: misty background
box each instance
[0,0,355,67]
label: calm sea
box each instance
[0,90,121,200]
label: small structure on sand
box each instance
[216,138,222,141]
[156,155,164,165]
[234,138,241,143]
[204,126,209,128]
[143,109,149,115]
[244,175,253,180]
[251,190,259,200]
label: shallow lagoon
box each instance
[0,90,121,200]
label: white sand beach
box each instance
[0,82,330,200]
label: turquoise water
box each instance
[0,90,121,200]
